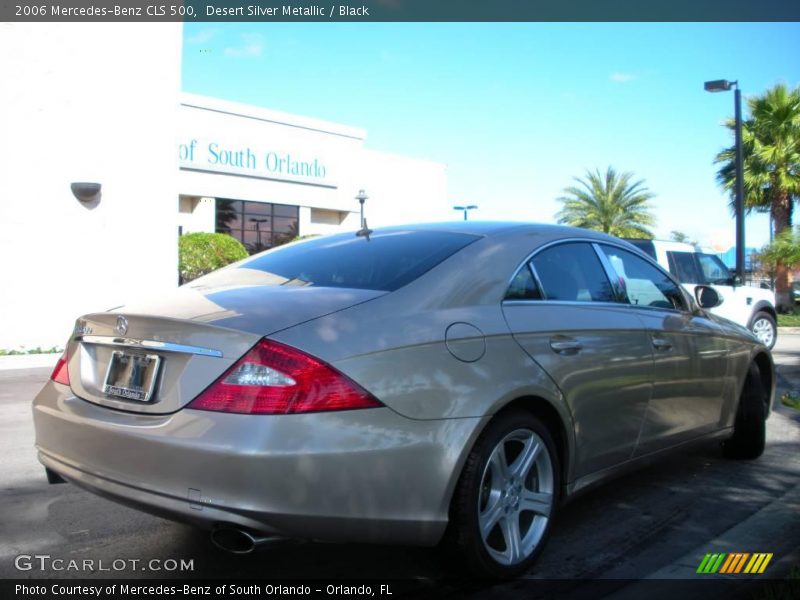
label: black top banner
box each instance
[3,0,800,22]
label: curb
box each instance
[778,327,800,333]
[607,481,800,598]
[0,352,60,372]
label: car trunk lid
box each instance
[66,285,383,414]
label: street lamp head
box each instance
[355,189,368,204]
[466,205,478,210]
[453,205,465,211]
[704,79,736,93]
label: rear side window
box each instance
[531,242,616,302]
[200,230,480,292]
[505,264,541,300]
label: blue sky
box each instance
[182,23,800,249]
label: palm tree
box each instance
[555,167,656,238]
[715,83,800,308]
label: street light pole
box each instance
[453,204,478,221]
[733,86,745,283]
[355,189,368,228]
[704,79,745,283]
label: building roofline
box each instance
[180,93,367,141]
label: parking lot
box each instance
[1,337,799,591]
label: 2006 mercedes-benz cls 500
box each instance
[33,222,774,577]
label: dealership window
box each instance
[216,199,299,254]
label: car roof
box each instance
[362,221,624,244]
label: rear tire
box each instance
[750,312,776,350]
[722,363,767,460]
[446,410,560,578]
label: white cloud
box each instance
[609,72,635,83]
[224,33,265,58]
[185,28,216,45]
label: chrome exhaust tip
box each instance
[210,528,284,554]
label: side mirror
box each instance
[695,285,723,309]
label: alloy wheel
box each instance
[751,317,775,348]
[477,428,554,565]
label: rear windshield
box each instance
[205,230,480,292]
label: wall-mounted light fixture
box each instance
[70,182,102,207]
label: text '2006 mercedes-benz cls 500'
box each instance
[32,222,774,578]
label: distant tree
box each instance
[714,83,800,308]
[555,167,656,238]
[670,230,698,246]
[758,228,800,271]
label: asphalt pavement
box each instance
[1,338,798,595]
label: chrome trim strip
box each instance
[77,335,223,358]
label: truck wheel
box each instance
[750,312,776,350]
[722,363,766,460]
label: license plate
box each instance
[103,351,161,402]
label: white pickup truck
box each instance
[626,239,777,349]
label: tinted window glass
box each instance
[667,251,703,284]
[531,243,615,302]
[600,245,686,311]
[505,264,541,300]
[216,199,300,255]
[698,254,733,285]
[625,239,657,260]
[197,230,480,292]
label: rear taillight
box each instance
[188,339,383,415]
[50,352,70,386]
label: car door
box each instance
[596,244,729,455]
[501,241,654,479]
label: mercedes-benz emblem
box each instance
[115,315,128,336]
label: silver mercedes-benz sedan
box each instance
[32,222,774,578]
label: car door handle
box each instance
[652,337,673,351]
[550,338,582,354]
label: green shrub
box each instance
[179,232,248,283]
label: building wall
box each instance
[0,23,182,350]
[177,94,449,238]
[0,37,447,350]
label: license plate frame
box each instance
[102,351,161,403]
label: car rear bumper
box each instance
[33,381,486,546]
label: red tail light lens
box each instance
[50,352,70,386]
[188,339,383,415]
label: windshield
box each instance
[191,230,480,292]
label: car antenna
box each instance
[356,219,373,241]
[355,189,372,240]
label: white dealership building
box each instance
[0,23,448,350]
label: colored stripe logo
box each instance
[697,552,773,574]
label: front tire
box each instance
[722,363,767,460]
[750,312,777,350]
[447,410,560,578]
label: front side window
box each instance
[667,251,703,284]
[530,242,616,303]
[698,254,734,285]
[600,245,686,311]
